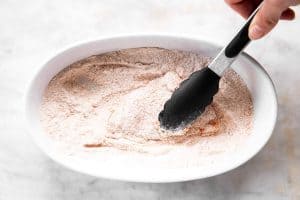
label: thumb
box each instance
[249,0,288,40]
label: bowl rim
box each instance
[24,34,278,183]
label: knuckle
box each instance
[264,16,278,27]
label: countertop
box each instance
[1,0,300,199]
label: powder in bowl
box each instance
[40,47,253,168]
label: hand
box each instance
[225,0,300,40]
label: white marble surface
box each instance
[1,0,300,199]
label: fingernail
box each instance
[249,25,264,40]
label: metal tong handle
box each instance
[209,2,263,76]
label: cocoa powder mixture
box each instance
[40,47,253,167]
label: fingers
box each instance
[226,0,299,40]
[248,0,299,40]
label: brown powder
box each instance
[40,47,253,156]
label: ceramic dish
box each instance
[25,35,278,182]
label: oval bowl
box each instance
[25,35,278,183]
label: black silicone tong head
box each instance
[158,67,220,130]
[159,4,261,130]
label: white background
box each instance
[1,0,300,199]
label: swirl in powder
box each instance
[41,47,253,154]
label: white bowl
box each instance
[25,35,278,183]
